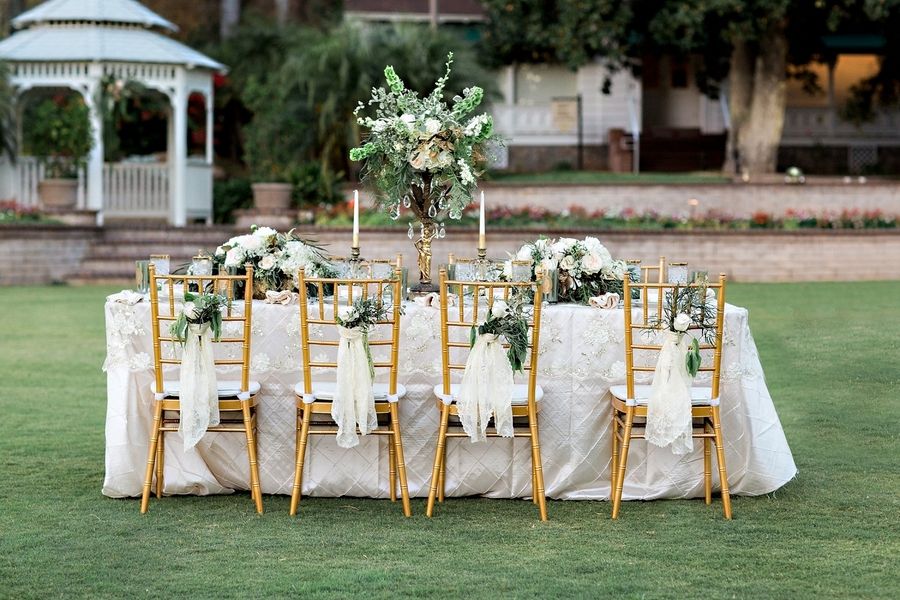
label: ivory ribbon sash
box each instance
[333,326,377,448]
[646,330,694,455]
[179,322,219,451]
[457,333,514,442]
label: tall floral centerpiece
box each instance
[350,53,495,292]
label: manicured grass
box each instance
[486,170,731,185]
[1,282,898,598]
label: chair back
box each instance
[147,264,254,396]
[640,256,667,284]
[622,273,727,401]
[437,268,544,408]
[296,265,403,396]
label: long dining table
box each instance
[102,297,797,501]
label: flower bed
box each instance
[316,203,900,231]
[0,201,50,223]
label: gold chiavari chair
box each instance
[609,273,731,519]
[290,265,410,517]
[141,265,263,514]
[427,268,548,521]
[639,256,667,285]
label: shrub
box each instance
[22,95,94,178]
[213,178,252,224]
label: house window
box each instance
[514,64,577,105]
[642,55,660,89]
[670,57,689,88]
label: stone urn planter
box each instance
[251,182,293,212]
[38,178,79,209]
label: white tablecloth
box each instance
[102,299,796,500]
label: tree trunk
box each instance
[723,40,753,174]
[220,0,240,40]
[737,21,788,175]
[274,0,290,23]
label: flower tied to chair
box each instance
[332,297,394,448]
[457,299,529,442]
[170,292,230,451]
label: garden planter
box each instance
[251,183,293,212]
[38,178,79,209]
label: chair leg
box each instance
[704,423,712,505]
[528,407,548,522]
[532,461,538,505]
[140,401,163,514]
[610,407,619,500]
[611,406,635,519]
[290,407,312,516]
[426,405,451,517]
[389,404,412,517]
[437,438,447,503]
[388,433,397,502]
[155,430,165,499]
[242,402,263,514]
[711,408,733,519]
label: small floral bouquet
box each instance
[650,282,718,377]
[470,299,530,373]
[515,236,631,304]
[349,52,496,221]
[215,225,336,298]
[336,297,392,378]
[170,291,230,344]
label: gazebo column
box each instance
[205,92,214,164]
[84,75,105,225]
[169,89,187,227]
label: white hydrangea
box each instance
[424,118,442,135]
[457,158,475,185]
[464,114,490,138]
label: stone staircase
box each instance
[67,224,240,285]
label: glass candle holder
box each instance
[191,251,213,276]
[668,262,689,285]
[542,268,559,303]
[150,254,170,276]
[135,260,150,293]
[511,259,533,282]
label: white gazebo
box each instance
[0,0,225,225]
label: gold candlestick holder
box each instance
[474,245,490,281]
[348,245,364,279]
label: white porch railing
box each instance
[782,107,900,142]
[102,162,170,217]
[1,156,87,208]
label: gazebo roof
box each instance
[12,0,178,32]
[0,0,224,71]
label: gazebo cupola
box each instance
[0,0,225,225]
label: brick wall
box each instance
[0,225,99,285]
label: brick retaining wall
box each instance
[0,225,99,285]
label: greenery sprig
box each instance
[170,292,231,345]
[648,279,718,377]
[470,298,530,373]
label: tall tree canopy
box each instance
[482,0,900,174]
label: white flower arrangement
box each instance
[349,53,496,221]
[515,236,630,304]
[214,225,336,297]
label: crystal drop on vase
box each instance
[428,203,437,218]
[407,222,414,239]
[390,204,400,220]
[403,195,411,208]
[438,196,447,210]
[449,209,461,220]
[439,223,446,238]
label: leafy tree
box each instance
[0,63,15,160]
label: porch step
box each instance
[66,225,241,284]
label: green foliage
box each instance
[94,75,169,162]
[470,298,530,373]
[480,0,634,71]
[22,95,94,178]
[0,62,14,160]
[212,178,253,224]
[169,291,230,344]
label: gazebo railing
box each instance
[102,162,169,217]
[6,156,86,208]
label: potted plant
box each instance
[24,96,93,210]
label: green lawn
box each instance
[1,282,898,599]
[487,170,731,185]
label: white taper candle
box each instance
[352,189,360,248]
[478,190,486,250]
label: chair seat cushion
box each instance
[433,383,544,405]
[609,384,717,405]
[293,381,407,401]
[151,380,261,399]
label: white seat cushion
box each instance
[151,380,261,399]
[293,381,407,401]
[609,384,717,405]
[433,383,544,405]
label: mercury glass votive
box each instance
[135,260,150,293]
[150,254,170,276]
[192,250,213,276]
[543,268,559,303]
[668,262,689,285]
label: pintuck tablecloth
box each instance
[102,299,797,500]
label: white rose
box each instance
[673,313,692,332]
[502,260,513,279]
[552,237,577,255]
[215,245,226,257]
[253,226,277,239]
[540,256,558,272]
[424,118,441,135]
[338,305,357,323]
[516,245,534,261]
[224,247,244,268]
[373,119,388,133]
[581,253,604,274]
[400,114,416,128]
[559,255,576,272]
[490,300,509,320]
[259,255,277,270]
[182,301,200,320]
